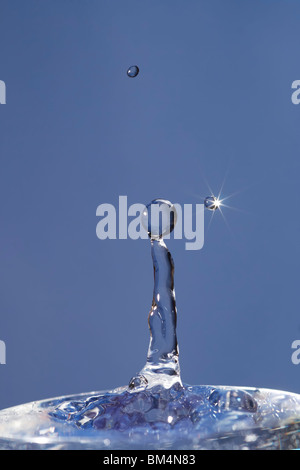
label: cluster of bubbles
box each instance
[50,385,259,434]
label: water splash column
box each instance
[129,200,182,390]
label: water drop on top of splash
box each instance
[204,196,220,211]
[127,65,139,78]
[141,199,177,239]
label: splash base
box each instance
[0,385,300,450]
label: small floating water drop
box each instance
[127,65,139,78]
[204,196,221,211]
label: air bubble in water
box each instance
[127,66,139,78]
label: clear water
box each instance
[141,199,177,240]
[0,199,300,450]
[1,386,300,449]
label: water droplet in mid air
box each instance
[204,196,220,211]
[127,65,139,78]
[141,199,177,239]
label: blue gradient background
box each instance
[0,0,300,410]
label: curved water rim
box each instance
[0,385,300,450]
